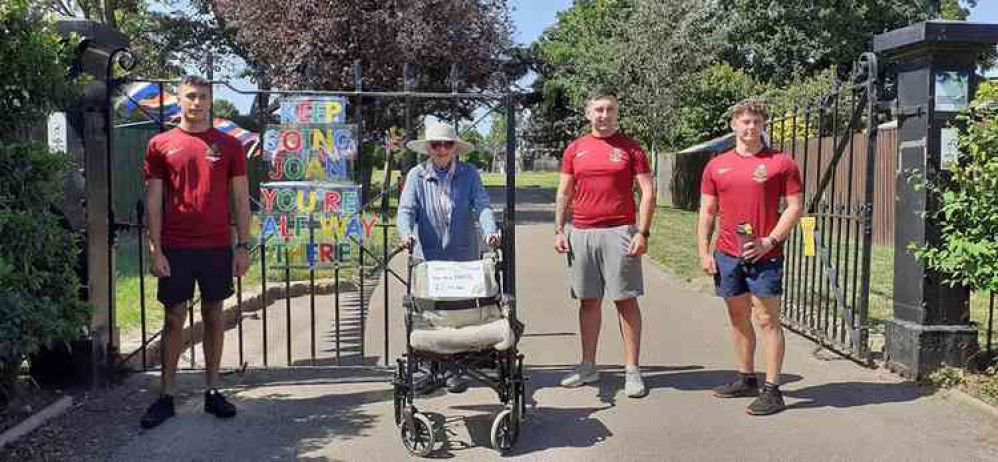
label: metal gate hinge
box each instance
[896,104,926,120]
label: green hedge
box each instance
[0,0,89,400]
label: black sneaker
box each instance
[713,378,760,398]
[204,389,237,418]
[140,395,176,429]
[413,367,441,395]
[747,386,786,416]
[445,374,468,394]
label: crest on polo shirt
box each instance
[206,143,222,163]
[752,164,768,183]
[609,148,624,162]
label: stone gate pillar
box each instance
[56,20,131,387]
[876,21,998,379]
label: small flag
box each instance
[214,117,259,151]
[116,82,181,121]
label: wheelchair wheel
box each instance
[491,409,519,452]
[401,411,435,457]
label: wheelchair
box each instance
[392,247,526,456]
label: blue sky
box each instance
[510,0,573,45]
[971,1,998,23]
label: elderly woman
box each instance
[396,121,500,393]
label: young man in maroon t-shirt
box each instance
[554,88,655,398]
[140,76,252,429]
[698,99,803,415]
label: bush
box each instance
[927,365,967,389]
[0,144,91,399]
[979,373,998,403]
[0,1,88,401]
[912,80,998,294]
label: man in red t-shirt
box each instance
[140,76,252,429]
[554,88,655,398]
[698,99,803,416]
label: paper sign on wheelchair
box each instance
[425,261,488,298]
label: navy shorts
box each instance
[713,250,784,298]
[157,247,234,307]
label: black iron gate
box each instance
[770,53,886,363]
[105,60,519,373]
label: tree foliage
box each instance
[211,1,514,96]
[524,0,964,153]
[715,0,930,85]
[524,0,633,151]
[211,0,518,198]
[33,0,246,78]
[212,98,239,119]
[0,1,77,135]
[666,64,763,150]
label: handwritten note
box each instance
[425,261,488,299]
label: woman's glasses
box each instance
[428,140,455,149]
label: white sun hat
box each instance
[406,121,475,156]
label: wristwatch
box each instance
[235,241,251,251]
[639,229,650,238]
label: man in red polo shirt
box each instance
[140,76,252,429]
[698,99,803,416]
[554,88,655,399]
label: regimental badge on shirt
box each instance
[609,148,624,162]
[752,164,768,183]
[206,143,222,163]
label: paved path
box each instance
[97,188,998,460]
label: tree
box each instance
[715,1,935,85]
[0,1,77,135]
[212,98,239,119]
[33,0,248,78]
[524,0,952,154]
[211,0,514,113]
[939,0,978,20]
[460,129,491,170]
[524,0,634,151]
[665,64,763,150]
[211,0,517,200]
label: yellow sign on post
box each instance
[800,217,817,257]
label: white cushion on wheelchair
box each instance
[409,305,514,354]
[410,258,500,301]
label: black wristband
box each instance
[235,241,251,251]
[639,229,650,238]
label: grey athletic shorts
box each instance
[567,224,644,301]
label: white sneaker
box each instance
[624,366,647,398]
[560,362,599,387]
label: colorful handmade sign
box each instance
[258,96,370,268]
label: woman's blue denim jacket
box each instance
[396,161,498,262]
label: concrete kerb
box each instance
[0,396,73,450]
[117,278,359,371]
